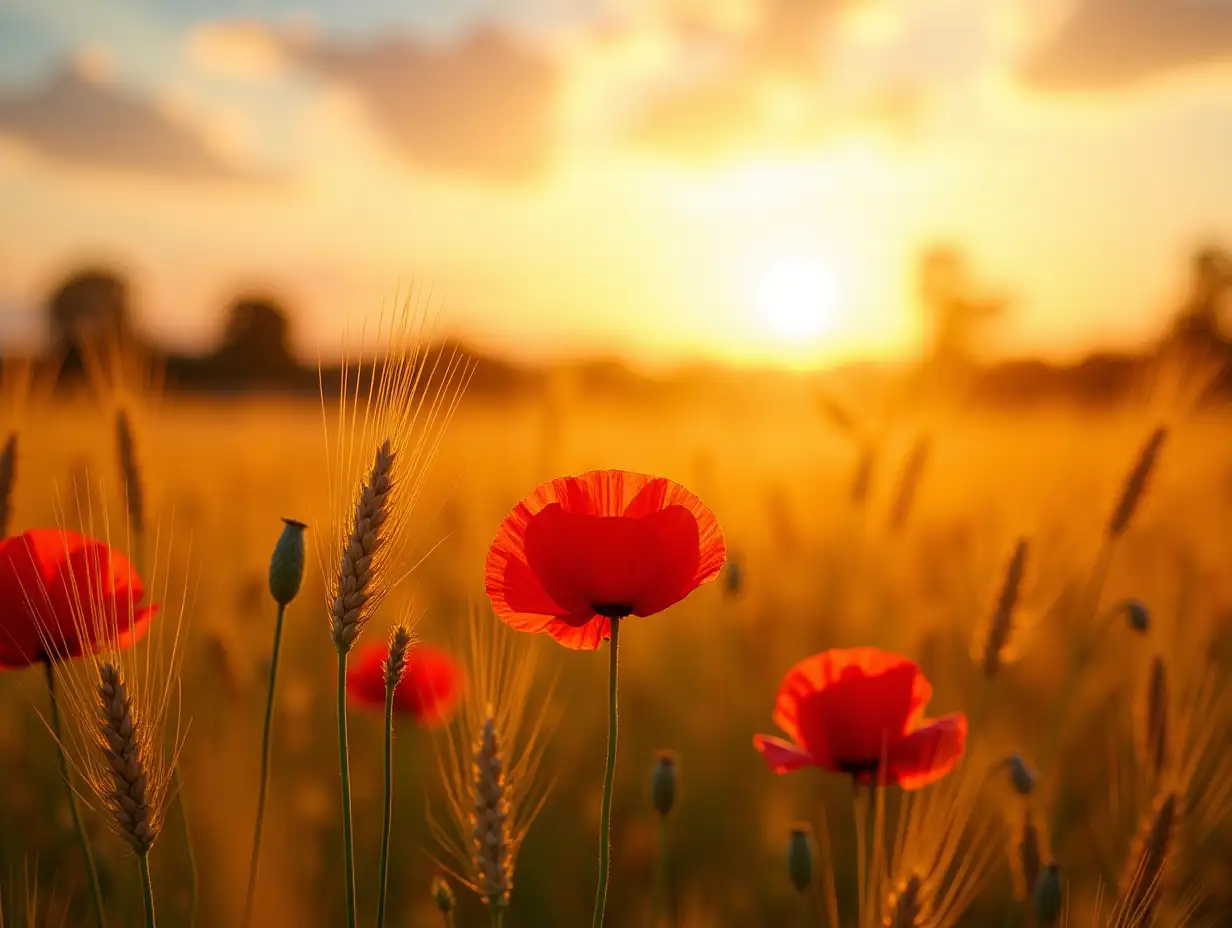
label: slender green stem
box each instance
[807,887,825,927]
[440,912,456,928]
[45,661,107,928]
[173,767,198,927]
[653,815,670,928]
[590,616,621,928]
[375,679,396,928]
[241,602,288,928]
[337,649,358,928]
[490,907,505,928]
[138,852,157,928]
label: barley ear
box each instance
[1108,427,1166,539]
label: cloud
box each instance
[0,62,265,181]
[281,27,560,183]
[630,1,921,161]
[1020,0,1232,91]
[187,20,290,78]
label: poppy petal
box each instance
[772,648,931,769]
[753,734,818,773]
[345,643,389,711]
[394,645,464,728]
[884,713,968,790]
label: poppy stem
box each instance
[139,850,158,928]
[241,601,288,928]
[653,814,670,928]
[591,615,621,928]
[45,661,107,928]
[490,906,505,928]
[375,675,396,928]
[337,649,358,928]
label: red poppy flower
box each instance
[346,642,464,728]
[485,470,726,650]
[0,529,156,669]
[753,648,966,790]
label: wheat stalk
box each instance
[430,607,556,912]
[1108,427,1166,539]
[1011,805,1042,905]
[1115,791,1177,927]
[883,873,923,928]
[1140,655,1169,780]
[114,409,145,537]
[329,439,395,653]
[982,538,1028,677]
[888,434,931,532]
[0,431,16,538]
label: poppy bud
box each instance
[431,875,455,914]
[787,825,814,893]
[269,518,307,606]
[651,752,677,817]
[1033,862,1062,927]
[723,558,743,598]
[1006,753,1037,797]
[1122,599,1150,634]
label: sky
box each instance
[2,0,1232,369]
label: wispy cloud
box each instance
[0,58,274,181]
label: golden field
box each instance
[0,380,1229,927]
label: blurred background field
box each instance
[1,375,1230,926]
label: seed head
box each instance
[268,518,307,606]
[651,752,677,818]
[1033,862,1063,928]
[431,875,455,914]
[385,623,413,691]
[1006,754,1036,797]
[884,873,923,928]
[0,431,15,538]
[1108,427,1166,538]
[788,825,814,893]
[1121,599,1151,634]
[1140,655,1169,778]
[982,537,1028,677]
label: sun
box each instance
[754,257,840,340]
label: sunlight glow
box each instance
[754,257,841,340]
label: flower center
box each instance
[592,602,634,619]
[838,758,881,779]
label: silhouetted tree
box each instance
[213,295,299,385]
[915,245,1007,398]
[49,265,136,340]
[1169,244,1232,355]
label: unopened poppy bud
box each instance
[1033,862,1062,927]
[787,825,814,893]
[651,752,677,817]
[269,518,307,606]
[431,875,454,914]
[1122,599,1150,634]
[1006,754,1037,796]
[723,558,743,598]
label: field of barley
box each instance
[1,362,1230,927]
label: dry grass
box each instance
[0,378,1230,925]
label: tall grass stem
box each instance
[376,679,396,928]
[139,852,157,928]
[46,661,107,928]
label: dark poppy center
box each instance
[838,758,881,778]
[592,602,634,619]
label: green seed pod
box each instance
[431,875,455,914]
[268,518,307,606]
[788,825,814,893]
[1007,753,1037,797]
[652,752,677,818]
[1033,862,1063,927]
[1122,599,1151,634]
